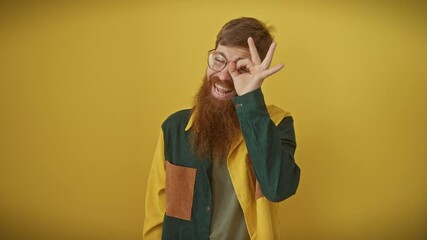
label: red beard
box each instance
[190,75,240,160]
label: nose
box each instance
[217,64,232,81]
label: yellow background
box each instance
[1,0,426,239]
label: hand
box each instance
[228,37,284,96]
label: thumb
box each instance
[228,61,239,78]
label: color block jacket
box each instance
[143,89,301,240]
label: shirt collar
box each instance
[185,114,194,131]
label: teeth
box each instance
[215,83,232,92]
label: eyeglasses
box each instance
[207,50,250,73]
[207,50,229,72]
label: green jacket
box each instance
[143,89,301,239]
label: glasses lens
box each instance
[208,52,226,71]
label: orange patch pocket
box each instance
[165,161,197,221]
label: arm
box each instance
[143,130,166,239]
[228,37,300,201]
[233,88,300,202]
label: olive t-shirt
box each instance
[209,159,250,240]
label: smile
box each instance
[212,83,235,99]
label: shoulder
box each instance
[161,109,192,130]
[266,105,292,125]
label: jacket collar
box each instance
[185,114,194,132]
[184,105,290,153]
[186,104,289,131]
[184,111,245,154]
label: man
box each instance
[143,17,300,240]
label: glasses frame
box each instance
[207,49,230,72]
[207,49,251,74]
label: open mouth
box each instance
[212,83,236,100]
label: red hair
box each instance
[215,17,275,60]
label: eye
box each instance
[238,66,249,73]
[214,56,226,64]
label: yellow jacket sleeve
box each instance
[143,130,166,239]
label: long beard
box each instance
[190,75,240,160]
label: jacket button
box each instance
[206,206,211,212]
[235,103,242,109]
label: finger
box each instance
[228,61,239,78]
[236,58,253,73]
[260,63,284,79]
[262,42,277,69]
[248,37,262,64]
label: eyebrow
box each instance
[215,51,250,62]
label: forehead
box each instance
[215,44,250,61]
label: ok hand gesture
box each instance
[228,37,284,96]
